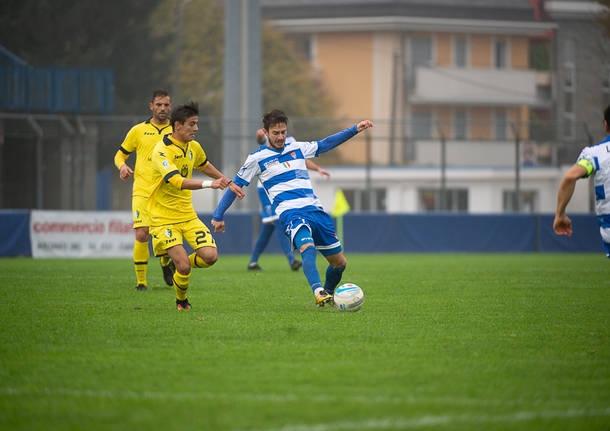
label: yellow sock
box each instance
[133,240,149,286]
[189,252,211,268]
[173,271,191,301]
[160,254,170,266]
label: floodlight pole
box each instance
[173,0,192,102]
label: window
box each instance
[563,117,575,140]
[503,190,538,212]
[563,39,576,89]
[494,39,508,69]
[288,35,313,62]
[564,38,575,63]
[412,110,433,139]
[419,188,468,212]
[564,92,573,114]
[494,109,508,140]
[454,37,467,68]
[564,66,575,90]
[343,188,387,212]
[409,37,433,88]
[454,110,467,140]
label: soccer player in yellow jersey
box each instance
[114,90,176,291]
[149,102,244,310]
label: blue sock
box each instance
[301,245,322,292]
[249,223,274,264]
[323,265,345,293]
[275,221,294,264]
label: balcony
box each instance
[410,67,551,107]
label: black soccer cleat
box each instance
[290,260,302,271]
[135,284,147,291]
[247,262,262,271]
[161,259,175,286]
[176,298,192,310]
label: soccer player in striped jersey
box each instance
[149,102,243,310]
[114,90,176,291]
[554,105,610,256]
[212,109,373,307]
[247,129,331,272]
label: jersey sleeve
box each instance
[152,144,183,189]
[193,142,209,170]
[120,125,139,153]
[576,147,595,178]
[235,154,261,186]
[114,149,129,170]
[295,140,319,159]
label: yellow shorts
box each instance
[150,218,216,257]
[132,195,151,229]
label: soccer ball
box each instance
[333,283,364,312]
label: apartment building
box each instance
[256,0,607,214]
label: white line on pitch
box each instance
[0,386,586,409]
[246,408,610,431]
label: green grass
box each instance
[0,253,609,430]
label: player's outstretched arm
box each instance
[212,179,247,232]
[316,120,374,154]
[357,120,374,133]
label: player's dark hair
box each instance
[152,89,170,101]
[170,102,199,127]
[605,104,610,126]
[263,109,288,131]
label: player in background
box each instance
[248,129,331,272]
[554,104,610,255]
[212,109,373,307]
[149,102,244,310]
[114,90,175,291]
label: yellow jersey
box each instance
[114,119,172,198]
[149,134,209,226]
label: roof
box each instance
[260,0,549,22]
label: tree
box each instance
[149,0,334,119]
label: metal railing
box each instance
[0,113,599,211]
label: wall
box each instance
[0,210,601,257]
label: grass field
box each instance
[0,253,609,430]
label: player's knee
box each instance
[176,261,191,275]
[334,257,347,269]
[135,228,149,242]
[198,248,218,266]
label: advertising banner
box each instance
[30,210,133,258]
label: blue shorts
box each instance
[280,208,342,256]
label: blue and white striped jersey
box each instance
[236,137,322,217]
[577,135,610,221]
